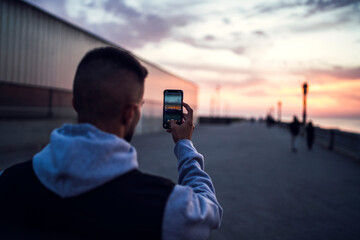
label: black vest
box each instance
[0,160,175,239]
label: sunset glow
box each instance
[25,0,360,120]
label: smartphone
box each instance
[163,89,183,129]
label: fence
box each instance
[315,127,360,160]
[276,121,360,161]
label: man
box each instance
[289,115,300,152]
[306,121,315,151]
[0,47,222,239]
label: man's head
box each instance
[73,47,148,142]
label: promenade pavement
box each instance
[132,122,360,240]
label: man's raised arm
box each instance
[162,103,223,240]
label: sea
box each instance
[282,116,360,134]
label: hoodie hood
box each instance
[33,123,138,198]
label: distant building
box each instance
[0,0,198,154]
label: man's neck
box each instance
[77,118,125,139]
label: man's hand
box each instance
[167,102,195,143]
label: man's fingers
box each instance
[182,102,193,121]
[183,102,192,113]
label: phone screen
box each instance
[163,90,183,129]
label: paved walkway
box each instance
[132,122,360,240]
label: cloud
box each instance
[24,0,68,18]
[311,90,360,102]
[175,29,271,57]
[204,35,216,41]
[199,76,268,89]
[73,1,196,49]
[223,18,231,25]
[253,30,267,37]
[231,32,242,39]
[243,90,269,97]
[253,1,300,15]
[233,46,246,55]
[304,0,360,17]
[253,0,360,17]
[164,61,252,75]
[306,66,360,80]
[175,35,250,56]
[232,76,268,88]
[25,0,270,57]
[288,2,360,33]
[27,0,197,49]
[176,36,219,49]
[290,16,352,32]
[102,1,141,18]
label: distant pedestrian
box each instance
[289,116,300,152]
[306,121,315,150]
[266,114,275,127]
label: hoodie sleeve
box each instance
[162,139,223,240]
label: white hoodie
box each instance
[32,123,223,240]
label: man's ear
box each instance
[122,104,136,125]
[72,98,78,113]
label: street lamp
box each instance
[277,101,282,122]
[302,82,308,126]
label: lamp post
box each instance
[302,82,308,126]
[215,85,221,117]
[277,101,282,122]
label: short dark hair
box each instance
[73,46,148,121]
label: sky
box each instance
[24,0,360,119]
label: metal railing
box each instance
[276,121,360,161]
[315,127,360,160]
